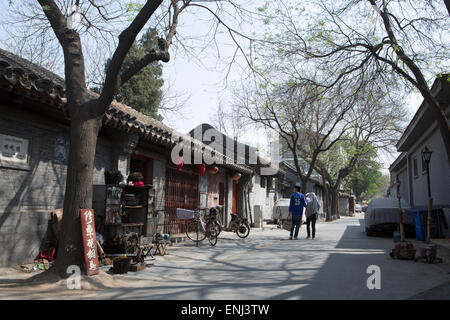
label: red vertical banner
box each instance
[80,209,99,276]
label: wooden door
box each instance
[130,153,149,184]
[165,167,199,234]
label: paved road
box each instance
[80,213,450,300]
[1,213,449,300]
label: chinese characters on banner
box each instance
[80,209,99,276]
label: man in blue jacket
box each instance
[289,185,308,240]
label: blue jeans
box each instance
[290,215,302,238]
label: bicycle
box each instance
[204,207,223,237]
[177,208,221,246]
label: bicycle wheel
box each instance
[236,220,250,238]
[206,221,221,237]
[215,222,222,236]
[206,222,219,246]
[208,234,217,246]
[185,220,206,242]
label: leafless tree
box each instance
[2,0,259,276]
[254,0,450,166]
[234,74,368,196]
[313,79,406,219]
[209,100,248,140]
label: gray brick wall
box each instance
[0,107,115,267]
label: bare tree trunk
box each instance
[36,0,168,275]
[370,0,450,167]
[324,184,332,222]
[300,176,308,194]
[330,188,339,221]
[53,109,103,276]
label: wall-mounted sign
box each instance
[0,134,29,164]
[80,209,99,276]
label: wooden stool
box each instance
[153,239,170,256]
[139,243,155,260]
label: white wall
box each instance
[249,174,276,221]
[407,129,450,208]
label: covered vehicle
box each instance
[355,204,362,212]
[364,198,415,236]
[272,198,291,223]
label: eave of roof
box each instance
[389,152,407,173]
[0,49,254,174]
[396,75,450,152]
[171,131,254,175]
[0,50,175,147]
[188,123,284,175]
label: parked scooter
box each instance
[228,213,250,238]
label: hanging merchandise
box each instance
[197,163,206,176]
[207,165,219,175]
[106,207,121,225]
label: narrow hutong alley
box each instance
[1,214,449,300]
[0,1,449,308]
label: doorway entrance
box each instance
[130,153,150,184]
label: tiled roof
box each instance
[0,48,174,146]
[0,50,66,110]
[0,49,65,86]
[0,49,253,174]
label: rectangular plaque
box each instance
[80,209,99,276]
[0,133,28,163]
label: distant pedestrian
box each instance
[305,192,320,239]
[289,185,308,240]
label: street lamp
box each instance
[421,146,432,243]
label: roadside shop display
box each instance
[95,183,157,273]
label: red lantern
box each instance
[207,166,219,175]
[231,173,242,181]
[197,164,206,176]
[173,155,184,171]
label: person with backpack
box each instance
[305,192,320,239]
[289,185,308,240]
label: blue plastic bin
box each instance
[413,210,425,241]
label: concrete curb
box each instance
[432,241,450,260]
[406,239,450,262]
